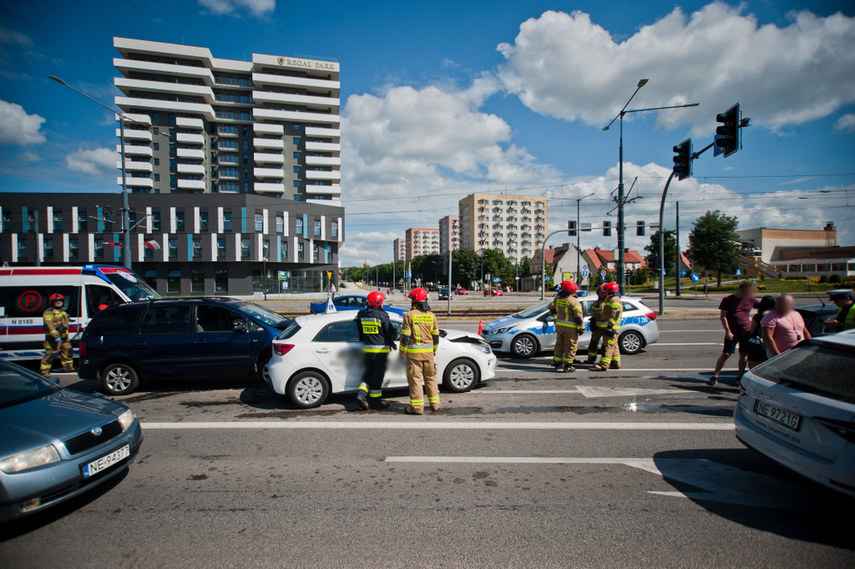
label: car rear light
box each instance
[645,312,656,321]
[814,417,855,444]
[273,342,294,357]
[78,341,86,356]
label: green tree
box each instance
[688,210,739,286]
[451,249,480,288]
[645,230,676,276]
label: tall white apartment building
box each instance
[404,227,440,260]
[393,238,407,262]
[113,37,341,202]
[458,193,547,261]
[438,215,459,255]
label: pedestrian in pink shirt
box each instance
[761,294,811,358]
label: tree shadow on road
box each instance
[651,448,854,550]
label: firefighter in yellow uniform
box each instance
[549,281,584,372]
[40,293,73,377]
[399,288,440,415]
[595,282,623,371]
[585,285,608,364]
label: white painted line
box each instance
[385,457,659,469]
[652,342,720,346]
[575,386,695,398]
[141,421,734,431]
[475,389,581,394]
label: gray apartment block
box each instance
[0,193,344,296]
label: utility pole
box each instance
[447,250,452,315]
[675,202,681,296]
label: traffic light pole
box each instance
[675,201,681,296]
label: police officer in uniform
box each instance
[549,281,584,372]
[595,282,623,371]
[585,285,607,365]
[40,293,73,377]
[399,288,440,415]
[824,289,855,332]
[355,291,397,410]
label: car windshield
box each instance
[751,341,855,404]
[514,301,551,319]
[105,273,161,301]
[237,302,289,328]
[0,363,61,409]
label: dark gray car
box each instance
[0,362,142,522]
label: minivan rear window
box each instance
[751,342,855,404]
[85,305,145,337]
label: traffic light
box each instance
[636,221,645,236]
[648,255,660,270]
[673,138,692,181]
[715,103,740,157]
[603,221,611,237]
[568,220,577,237]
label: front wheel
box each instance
[619,330,644,355]
[443,358,479,393]
[287,371,330,409]
[511,334,537,358]
[101,362,140,396]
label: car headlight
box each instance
[117,409,137,431]
[0,445,61,474]
[472,343,492,354]
[493,327,514,335]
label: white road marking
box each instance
[575,386,698,398]
[474,389,582,394]
[141,421,734,430]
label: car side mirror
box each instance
[543,315,554,323]
[233,321,248,333]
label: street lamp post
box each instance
[603,79,698,295]
[575,193,595,285]
[50,75,167,270]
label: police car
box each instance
[481,295,660,358]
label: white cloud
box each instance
[338,82,561,266]
[17,151,41,162]
[834,113,855,132]
[0,25,33,47]
[497,4,855,133]
[65,147,117,176]
[197,0,275,17]
[0,100,46,145]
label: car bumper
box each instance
[0,422,143,522]
[734,400,855,498]
[481,332,516,353]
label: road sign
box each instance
[601,270,607,279]
[281,281,289,290]
[493,277,501,283]
[278,270,288,280]
[562,272,573,282]
[327,271,333,280]
[544,276,551,282]
[581,264,589,276]
[735,269,742,276]
[691,273,700,283]
[679,270,687,278]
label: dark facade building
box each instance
[0,192,343,296]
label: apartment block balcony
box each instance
[304,184,341,195]
[254,152,285,164]
[176,117,204,129]
[253,137,285,150]
[121,113,151,126]
[114,96,215,121]
[251,72,340,92]
[305,126,340,139]
[116,128,152,141]
[305,170,341,181]
[177,164,206,175]
[116,160,153,173]
[177,148,205,159]
[176,132,204,145]
[177,179,206,191]
[254,167,285,179]
[253,122,285,136]
[217,142,239,152]
[116,144,153,157]
[113,58,215,83]
[305,155,341,167]
[117,176,153,188]
[252,108,340,126]
[305,141,340,153]
[115,77,214,103]
[254,182,286,195]
[252,91,340,111]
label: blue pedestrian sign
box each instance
[600,270,607,279]
[679,270,687,278]
[690,273,700,283]
[493,277,501,283]
[735,268,742,276]
[581,264,589,277]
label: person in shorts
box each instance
[745,296,775,369]
[710,281,758,386]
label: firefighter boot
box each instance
[355,388,369,411]
[563,363,575,373]
[405,406,423,415]
[368,398,389,410]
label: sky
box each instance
[0,0,854,267]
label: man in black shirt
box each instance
[355,291,397,410]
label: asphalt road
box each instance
[2,318,852,569]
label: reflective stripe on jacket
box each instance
[400,308,439,357]
[356,306,396,353]
[602,294,623,330]
[43,308,70,338]
[549,295,584,330]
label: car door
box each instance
[535,311,557,350]
[192,304,253,376]
[310,320,364,392]
[578,299,593,346]
[133,304,194,379]
[383,320,408,388]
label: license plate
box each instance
[754,400,801,431]
[82,445,130,478]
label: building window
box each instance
[191,269,204,293]
[313,220,321,236]
[275,216,284,234]
[243,168,249,179]
[152,212,161,232]
[94,239,104,258]
[192,238,202,258]
[293,152,301,159]
[144,270,157,289]
[293,124,301,130]
[243,154,249,164]
[154,158,160,166]
[153,142,159,151]
[331,223,338,238]
[297,242,304,260]
[168,238,178,259]
[167,270,181,293]
[280,241,288,261]
[242,140,248,150]
[168,114,175,125]
[69,239,79,259]
[241,238,250,259]
[217,238,226,259]
[262,239,270,260]
[43,238,53,258]
[313,243,320,261]
[293,166,301,173]
[170,175,176,187]
[176,211,185,232]
[215,269,228,292]
[243,182,249,193]
[293,180,301,188]
[169,144,175,156]
[292,137,300,145]
[254,213,263,232]
[200,212,209,232]
[295,217,303,235]
[17,238,28,259]
[53,212,63,232]
[77,210,87,232]
[154,174,160,182]
[223,212,232,231]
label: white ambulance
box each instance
[0,264,160,361]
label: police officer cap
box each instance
[827,289,852,300]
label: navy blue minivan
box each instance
[78,298,289,395]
